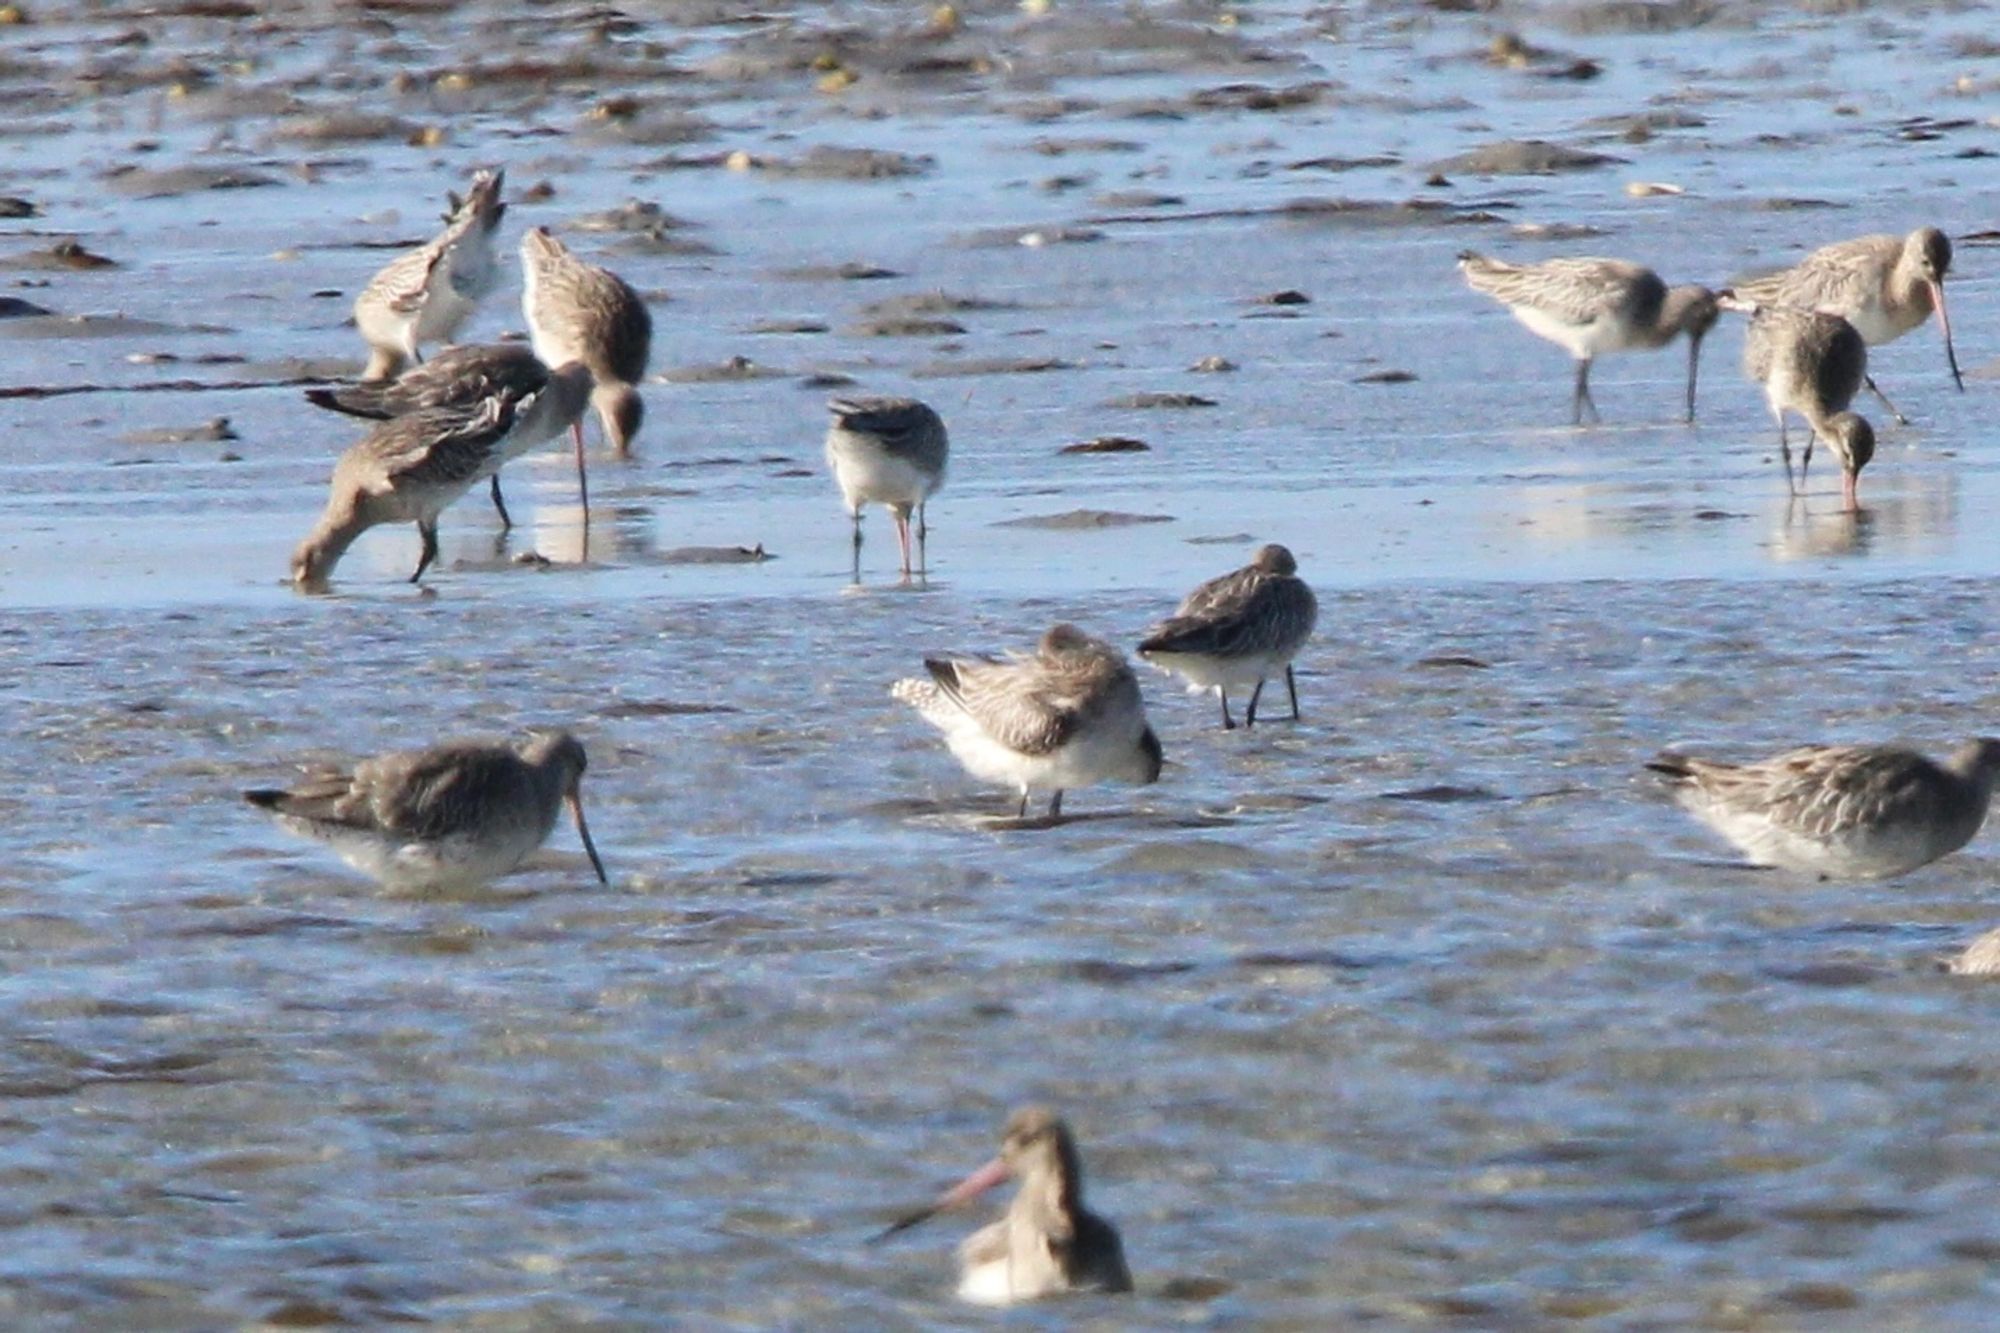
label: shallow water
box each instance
[3,1,2000,1327]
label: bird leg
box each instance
[915,501,929,575]
[1571,359,1601,426]
[1219,690,1236,731]
[1245,678,1267,729]
[850,511,864,583]
[1285,665,1302,720]
[1017,790,1030,819]
[489,474,513,530]
[1047,790,1063,819]
[1862,374,1908,427]
[410,519,439,583]
[893,509,913,580]
[1775,411,1797,495]
[572,419,592,545]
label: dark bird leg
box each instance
[915,501,929,575]
[1285,665,1302,720]
[1047,791,1063,819]
[572,420,591,562]
[1219,691,1236,731]
[1245,678,1267,729]
[489,475,513,530]
[850,510,864,583]
[411,519,440,583]
[1017,790,1030,819]
[1572,359,1601,426]
[1862,374,1908,427]
[1775,412,1797,495]
[893,509,913,581]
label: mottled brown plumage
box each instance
[1140,543,1317,729]
[520,226,652,457]
[353,169,506,381]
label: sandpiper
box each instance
[520,226,652,458]
[824,396,950,580]
[892,623,1163,820]
[1647,739,2000,880]
[1456,251,1719,425]
[1731,227,1962,422]
[1948,927,2000,976]
[244,729,608,890]
[1139,543,1317,730]
[291,393,522,591]
[873,1107,1132,1306]
[353,168,506,381]
[1719,293,1874,508]
[305,344,594,530]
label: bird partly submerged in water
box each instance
[1730,226,1962,423]
[1456,251,1719,426]
[305,343,595,531]
[1718,292,1874,509]
[892,623,1163,820]
[1139,543,1317,730]
[824,395,949,581]
[353,168,506,381]
[872,1106,1132,1306]
[244,729,609,890]
[291,392,526,591]
[1647,739,2000,880]
[520,225,653,459]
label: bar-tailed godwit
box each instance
[305,343,594,530]
[245,729,608,890]
[1140,543,1317,730]
[1732,227,1962,422]
[291,394,522,591]
[824,396,949,580]
[1719,292,1874,508]
[892,624,1163,820]
[1456,251,1719,425]
[1647,739,2000,880]
[873,1107,1132,1306]
[353,169,506,381]
[520,226,652,458]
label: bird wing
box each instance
[356,745,525,841]
[1734,235,1896,310]
[364,243,446,318]
[1462,256,1643,325]
[924,655,1075,756]
[1142,572,1315,658]
[1741,745,1939,839]
[370,396,520,488]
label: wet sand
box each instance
[2,0,1999,1326]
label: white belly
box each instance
[826,438,940,512]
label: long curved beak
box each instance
[868,1155,1011,1244]
[566,786,608,884]
[1684,331,1704,424]
[1929,279,1964,392]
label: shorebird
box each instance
[1456,251,1719,425]
[824,396,950,580]
[244,729,608,890]
[305,344,594,530]
[1949,926,2000,976]
[872,1107,1132,1306]
[291,393,522,591]
[892,623,1163,820]
[520,225,652,459]
[1731,227,1962,422]
[1719,293,1874,508]
[353,168,506,381]
[1139,543,1317,730]
[1647,739,2000,880]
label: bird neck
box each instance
[293,487,371,589]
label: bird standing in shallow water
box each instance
[1720,292,1874,509]
[520,226,653,461]
[1140,543,1317,730]
[1731,227,1961,423]
[1647,739,2000,880]
[244,729,608,890]
[824,396,949,581]
[353,169,506,382]
[873,1107,1132,1306]
[892,624,1162,820]
[1456,251,1719,425]
[305,343,595,530]
[291,393,522,591]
